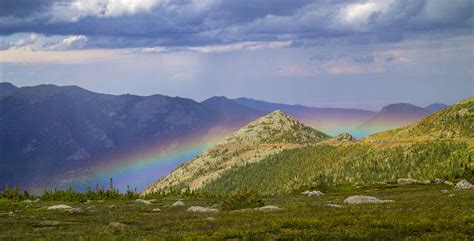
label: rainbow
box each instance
[32,125,238,193]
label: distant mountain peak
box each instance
[425,103,449,113]
[379,103,430,115]
[0,82,18,95]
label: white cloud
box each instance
[188,41,292,53]
[47,35,88,50]
[335,0,394,30]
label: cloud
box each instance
[188,41,292,53]
[0,0,472,52]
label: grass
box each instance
[1,184,473,240]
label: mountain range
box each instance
[0,82,451,192]
[146,97,473,195]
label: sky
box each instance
[0,0,473,110]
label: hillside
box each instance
[197,98,473,195]
[363,96,473,144]
[358,103,431,133]
[143,110,330,194]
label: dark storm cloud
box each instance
[1,0,473,49]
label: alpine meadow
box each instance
[1,0,473,240]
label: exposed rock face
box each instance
[454,180,474,189]
[143,110,329,195]
[186,206,219,212]
[335,133,356,142]
[343,196,394,205]
[397,178,430,185]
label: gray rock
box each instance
[171,200,185,207]
[454,180,474,189]
[325,204,343,208]
[33,198,41,203]
[254,205,282,211]
[62,208,83,214]
[203,217,215,221]
[21,199,32,203]
[305,190,324,197]
[152,208,162,212]
[229,208,254,213]
[47,205,72,210]
[397,178,430,185]
[343,196,394,205]
[135,199,152,205]
[434,178,454,186]
[440,189,448,193]
[187,206,218,213]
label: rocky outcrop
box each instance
[47,205,73,210]
[454,180,474,189]
[335,133,356,142]
[187,206,219,212]
[254,205,282,211]
[343,196,394,204]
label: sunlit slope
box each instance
[362,96,473,145]
[143,110,330,194]
[200,98,473,195]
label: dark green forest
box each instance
[203,141,473,195]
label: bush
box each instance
[222,189,264,210]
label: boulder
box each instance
[171,200,185,207]
[135,199,152,205]
[343,196,394,205]
[397,178,430,185]
[203,217,215,221]
[325,204,342,208]
[47,205,72,210]
[440,189,448,194]
[33,198,41,203]
[308,191,324,197]
[229,208,254,213]
[254,205,282,211]
[152,208,162,212]
[62,208,83,214]
[454,180,474,189]
[22,199,32,203]
[187,206,218,213]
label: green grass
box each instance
[1,184,473,240]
